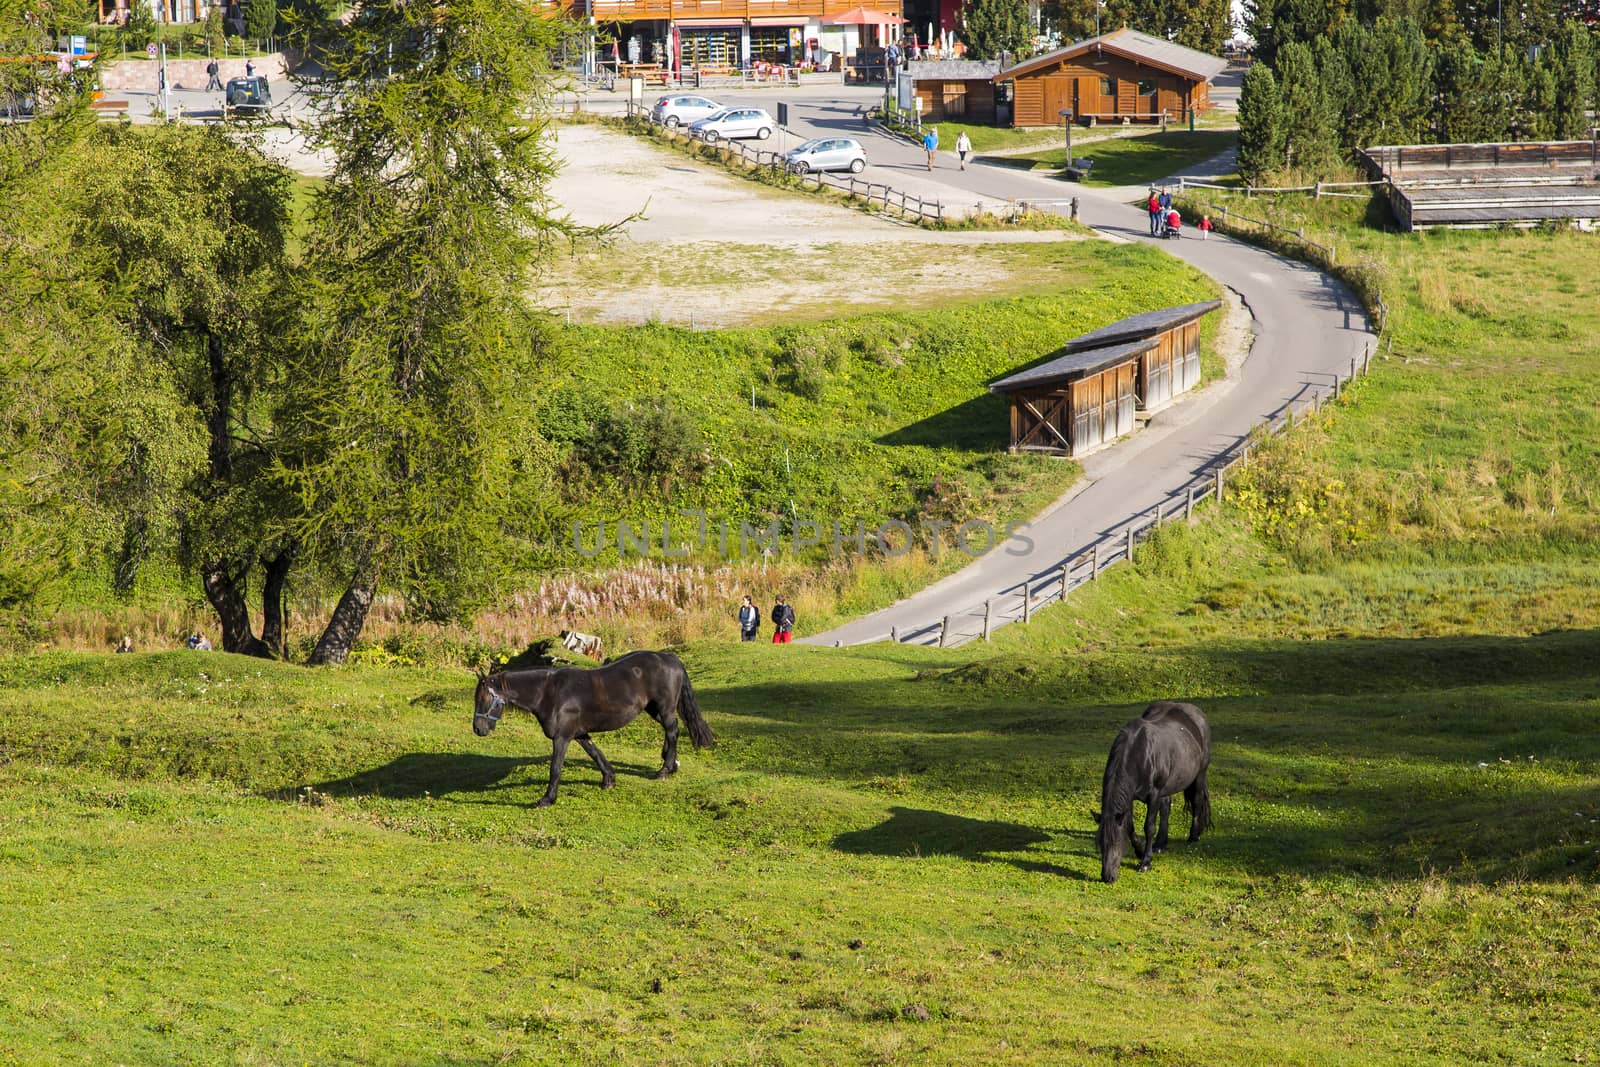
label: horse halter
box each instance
[478,679,507,723]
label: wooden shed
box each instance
[907,59,1001,124]
[994,28,1227,129]
[1059,301,1220,413]
[988,300,1222,456]
[988,341,1143,456]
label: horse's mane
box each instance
[1100,726,1141,816]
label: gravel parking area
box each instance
[539,124,1086,326]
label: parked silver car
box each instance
[688,107,775,142]
[785,137,868,174]
[651,94,722,127]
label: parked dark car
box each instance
[225,76,271,114]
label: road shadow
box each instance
[834,805,1090,879]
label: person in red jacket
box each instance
[1147,190,1161,235]
[1199,214,1213,240]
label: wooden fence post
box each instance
[1091,543,1100,580]
[1350,357,1357,382]
[1060,562,1070,602]
[1334,374,1342,399]
[1186,485,1196,520]
[1125,525,1135,563]
[1312,391,1320,415]
[982,599,993,641]
[1215,467,1225,503]
[1154,501,1163,527]
[939,616,950,648]
[1363,345,1372,374]
[1021,588,1031,623]
[890,625,898,643]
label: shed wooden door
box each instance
[1179,322,1201,391]
[1116,363,1135,435]
[1042,76,1071,125]
[1072,376,1101,453]
[1141,348,1171,409]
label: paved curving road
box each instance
[777,95,1374,646]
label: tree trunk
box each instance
[202,559,271,657]
[260,547,293,660]
[307,557,380,666]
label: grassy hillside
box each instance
[2,526,1598,1063]
[533,241,1221,561]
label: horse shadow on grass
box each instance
[833,805,1093,880]
[307,751,664,804]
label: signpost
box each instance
[1059,107,1073,169]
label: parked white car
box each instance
[785,137,868,174]
[651,94,722,127]
[688,107,775,142]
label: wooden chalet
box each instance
[989,300,1221,456]
[907,59,1001,124]
[994,28,1227,129]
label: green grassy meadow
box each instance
[3,521,1599,1063]
[9,143,1600,1065]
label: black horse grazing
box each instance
[1093,701,1213,884]
[472,650,715,807]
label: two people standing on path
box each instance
[923,126,938,170]
[735,594,796,643]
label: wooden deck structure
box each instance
[1361,138,1600,231]
[989,300,1221,456]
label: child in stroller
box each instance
[1162,207,1182,238]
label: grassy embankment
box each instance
[5,210,1600,1062]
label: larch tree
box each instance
[280,0,588,665]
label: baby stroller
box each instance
[1162,210,1182,239]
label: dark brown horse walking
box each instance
[472,650,715,807]
[1093,701,1213,883]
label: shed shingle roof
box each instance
[996,28,1229,84]
[907,59,1002,81]
[1059,300,1223,352]
[988,339,1155,393]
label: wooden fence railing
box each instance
[623,104,945,225]
[903,340,1381,649]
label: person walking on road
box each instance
[1147,190,1161,235]
[923,126,938,170]
[738,595,761,642]
[205,59,222,91]
[771,596,796,644]
[956,130,972,170]
[1199,214,1213,240]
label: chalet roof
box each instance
[995,28,1229,84]
[907,59,1002,82]
[1059,300,1223,352]
[988,338,1155,393]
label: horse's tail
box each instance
[678,671,715,750]
[1186,770,1214,839]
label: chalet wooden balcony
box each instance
[540,0,902,21]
